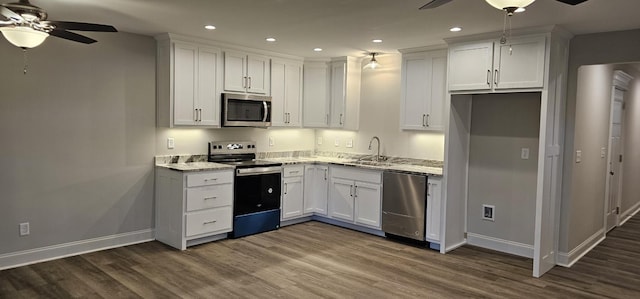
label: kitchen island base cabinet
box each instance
[155,168,234,250]
[328,166,382,229]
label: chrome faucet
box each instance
[368,136,381,162]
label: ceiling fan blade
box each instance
[555,0,589,5]
[49,29,97,44]
[0,6,23,21]
[419,0,453,10]
[43,21,117,32]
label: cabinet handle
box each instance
[324,169,328,180]
[494,69,499,86]
[204,196,217,201]
[487,70,491,85]
[248,77,252,89]
[203,220,217,225]
[243,76,247,88]
[422,114,426,127]
[326,114,329,125]
[284,183,288,194]
[427,183,431,196]
[350,185,353,197]
[354,185,358,197]
[340,114,343,125]
[204,178,218,182]
[199,109,203,122]
[426,114,430,127]
[194,109,198,121]
[289,170,300,174]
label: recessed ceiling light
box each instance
[372,39,383,43]
[313,48,323,52]
[450,27,462,32]
[204,25,216,30]
[515,7,526,13]
[266,37,276,42]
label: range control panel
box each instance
[208,141,257,155]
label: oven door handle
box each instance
[262,101,269,122]
[236,167,282,176]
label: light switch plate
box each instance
[576,150,582,163]
[167,137,175,149]
[269,136,275,147]
[521,148,530,160]
[334,138,340,147]
[346,139,353,148]
[601,147,606,158]
[317,136,323,145]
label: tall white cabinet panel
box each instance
[304,165,328,215]
[425,176,442,243]
[330,61,347,128]
[400,49,447,131]
[271,59,303,127]
[156,35,222,127]
[303,61,330,127]
[448,35,546,92]
[224,51,270,94]
[329,57,361,130]
[448,42,494,91]
[493,36,546,90]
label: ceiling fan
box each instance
[420,0,589,11]
[0,0,117,49]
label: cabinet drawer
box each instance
[186,171,233,187]
[331,166,381,184]
[186,184,233,212]
[283,165,305,177]
[185,207,232,237]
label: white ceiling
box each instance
[22,0,640,57]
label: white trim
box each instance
[281,216,313,227]
[312,216,386,237]
[620,201,640,226]
[466,233,534,258]
[556,228,605,267]
[444,240,467,253]
[613,70,633,91]
[0,229,154,271]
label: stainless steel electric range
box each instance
[208,141,282,238]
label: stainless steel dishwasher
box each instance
[382,171,427,241]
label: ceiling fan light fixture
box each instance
[0,26,48,48]
[484,0,535,10]
[364,53,381,70]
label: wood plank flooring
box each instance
[1,215,639,298]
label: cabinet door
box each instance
[285,63,302,126]
[448,42,494,91]
[282,176,304,220]
[247,54,270,94]
[173,43,197,125]
[304,165,328,215]
[425,54,447,130]
[493,36,546,90]
[224,51,247,92]
[303,63,330,128]
[329,177,354,221]
[401,53,430,130]
[270,60,287,126]
[330,61,346,128]
[354,181,381,228]
[197,47,220,126]
[426,177,442,242]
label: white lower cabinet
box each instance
[281,165,305,220]
[328,166,382,229]
[155,168,234,250]
[425,176,442,243]
[304,165,328,215]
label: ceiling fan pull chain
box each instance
[508,14,513,55]
[500,10,508,45]
[22,49,28,75]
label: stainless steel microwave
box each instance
[221,93,272,127]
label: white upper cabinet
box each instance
[224,50,270,94]
[156,36,222,127]
[303,61,330,128]
[448,35,546,92]
[271,59,303,127]
[400,49,447,131]
[329,57,361,130]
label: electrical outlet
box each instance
[269,136,275,147]
[167,137,175,149]
[482,205,495,222]
[521,148,530,160]
[317,136,323,145]
[576,150,582,163]
[334,138,340,147]
[19,222,29,236]
[601,147,606,158]
[346,139,353,148]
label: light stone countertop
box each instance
[260,157,443,176]
[155,162,234,172]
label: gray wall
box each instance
[561,29,640,253]
[0,32,156,254]
[467,93,540,245]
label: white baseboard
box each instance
[556,228,605,268]
[620,201,640,226]
[444,239,467,254]
[466,233,534,258]
[312,216,386,237]
[0,229,154,271]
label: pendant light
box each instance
[364,53,381,70]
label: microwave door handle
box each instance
[262,101,268,122]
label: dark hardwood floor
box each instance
[1,215,639,298]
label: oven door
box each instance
[234,167,281,216]
[222,93,272,127]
